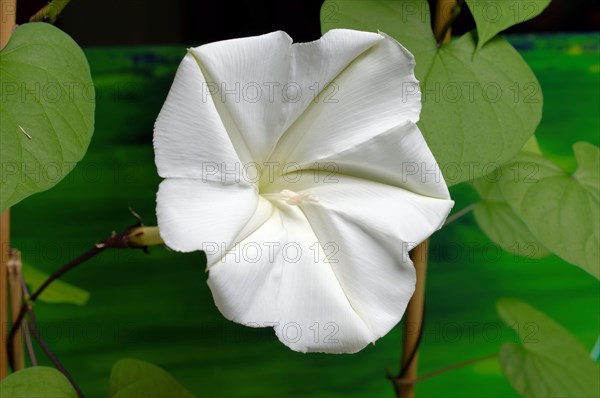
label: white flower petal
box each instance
[189,31,293,163]
[156,179,258,261]
[285,175,453,247]
[154,53,242,180]
[301,122,450,199]
[295,177,453,338]
[283,29,384,132]
[188,30,384,164]
[208,175,452,353]
[206,209,283,326]
[208,204,376,353]
[269,33,421,167]
[299,208,418,342]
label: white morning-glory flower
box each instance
[154,29,453,353]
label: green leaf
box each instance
[23,262,90,305]
[0,367,77,398]
[497,299,600,398]
[572,142,600,201]
[520,135,543,156]
[320,1,542,185]
[472,178,550,259]
[499,143,600,278]
[420,32,542,185]
[0,23,95,212]
[465,0,551,51]
[471,136,549,259]
[109,359,195,398]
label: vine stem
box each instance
[27,304,84,398]
[30,0,72,23]
[5,223,161,397]
[444,203,475,226]
[19,276,37,366]
[398,353,497,385]
[7,217,162,386]
[391,2,457,397]
[398,240,429,398]
[0,0,17,379]
[6,244,106,393]
[0,211,9,379]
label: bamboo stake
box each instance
[7,251,24,370]
[397,2,455,397]
[0,211,9,379]
[1,0,17,379]
[0,0,16,48]
[398,240,429,398]
[434,0,456,44]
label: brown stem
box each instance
[7,243,109,371]
[7,214,161,371]
[434,0,458,45]
[390,3,457,397]
[7,250,24,371]
[396,240,429,398]
[0,210,9,379]
[0,0,17,379]
[30,0,72,23]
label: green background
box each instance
[10,34,600,397]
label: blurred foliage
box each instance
[23,262,90,305]
[109,359,194,397]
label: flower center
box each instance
[279,189,319,206]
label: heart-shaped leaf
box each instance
[0,22,95,212]
[420,32,542,185]
[497,298,600,398]
[109,359,195,398]
[471,137,550,259]
[572,141,599,201]
[465,0,551,51]
[499,143,599,278]
[0,367,77,398]
[321,0,542,185]
[472,177,550,259]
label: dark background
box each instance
[15,0,600,46]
